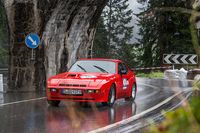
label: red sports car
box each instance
[46,59,137,107]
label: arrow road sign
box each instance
[28,36,37,46]
[180,55,188,64]
[25,33,40,49]
[172,55,179,64]
[163,54,198,65]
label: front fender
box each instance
[98,79,116,102]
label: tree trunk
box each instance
[192,1,200,67]
[3,0,107,91]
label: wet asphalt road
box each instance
[0,78,192,133]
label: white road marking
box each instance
[138,83,161,90]
[88,89,191,133]
[119,91,192,133]
[0,97,46,107]
[167,91,192,112]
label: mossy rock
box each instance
[192,90,200,97]
[193,0,200,10]
[192,79,200,97]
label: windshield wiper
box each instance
[93,65,108,73]
[77,64,87,72]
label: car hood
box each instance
[48,72,116,87]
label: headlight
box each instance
[80,75,97,79]
[50,88,58,92]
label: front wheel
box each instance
[47,100,60,107]
[102,85,116,107]
[79,102,89,108]
[125,83,136,101]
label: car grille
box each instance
[59,84,87,87]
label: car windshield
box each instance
[69,60,116,74]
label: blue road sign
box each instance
[25,33,40,49]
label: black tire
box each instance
[125,83,136,101]
[102,102,108,106]
[47,100,60,107]
[102,84,116,107]
[79,102,89,108]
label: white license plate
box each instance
[62,89,82,95]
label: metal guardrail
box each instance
[0,68,8,71]
[132,66,172,72]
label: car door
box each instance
[116,63,132,97]
[122,64,134,97]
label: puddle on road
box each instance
[44,100,137,133]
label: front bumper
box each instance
[46,87,108,102]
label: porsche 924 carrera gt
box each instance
[46,59,137,107]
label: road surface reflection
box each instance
[45,101,136,133]
[0,78,192,133]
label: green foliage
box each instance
[191,97,200,124]
[137,0,195,67]
[117,43,141,67]
[136,71,164,78]
[103,0,133,43]
[93,17,109,58]
[94,0,197,68]
[150,97,200,133]
[93,0,138,67]
[106,0,134,59]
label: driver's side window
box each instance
[118,63,128,74]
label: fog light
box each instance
[85,90,100,93]
[95,90,100,93]
[85,90,95,93]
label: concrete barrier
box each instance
[164,68,187,80]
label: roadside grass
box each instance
[136,71,164,78]
[147,79,200,133]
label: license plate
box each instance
[62,89,82,95]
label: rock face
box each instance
[193,0,200,10]
[2,0,107,91]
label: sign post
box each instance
[25,33,40,61]
[0,74,3,92]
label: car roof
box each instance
[79,58,122,63]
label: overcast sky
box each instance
[129,0,143,14]
[128,0,144,43]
